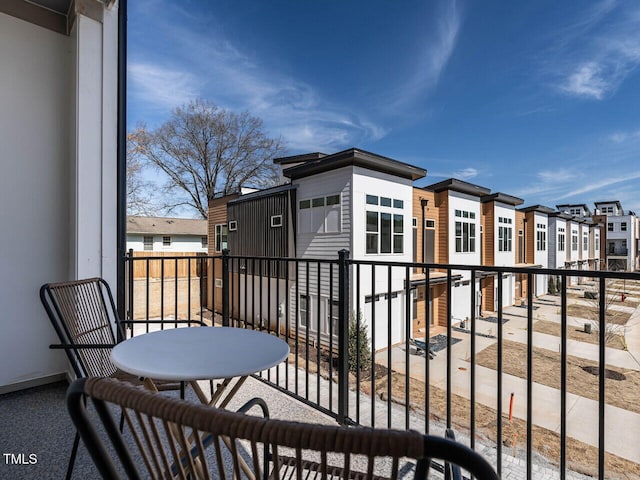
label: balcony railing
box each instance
[607,248,628,256]
[124,250,640,480]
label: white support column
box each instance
[70,1,118,287]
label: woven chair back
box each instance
[67,377,499,480]
[41,278,121,378]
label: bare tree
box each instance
[126,131,158,215]
[129,100,285,219]
[584,280,631,347]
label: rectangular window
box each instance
[300,295,309,328]
[326,194,340,206]
[201,236,208,248]
[228,220,237,231]
[572,232,578,251]
[608,223,614,231]
[366,211,378,254]
[299,194,342,234]
[215,225,228,252]
[393,199,403,209]
[380,197,392,207]
[271,215,283,228]
[312,197,325,208]
[299,199,311,209]
[380,213,392,253]
[143,236,153,251]
[537,230,546,251]
[366,195,378,205]
[455,211,476,253]
[162,236,171,247]
[498,217,512,252]
[583,233,588,251]
[426,219,436,228]
[595,237,600,251]
[393,214,403,254]
[329,300,339,336]
[412,217,417,228]
[621,222,627,231]
[558,233,565,251]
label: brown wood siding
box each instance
[481,276,494,312]
[525,211,535,264]
[433,284,448,327]
[411,188,437,264]
[482,203,495,266]
[515,211,525,264]
[207,194,237,312]
[435,191,449,265]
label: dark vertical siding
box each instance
[227,191,290,277]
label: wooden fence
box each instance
[131,252,207,279]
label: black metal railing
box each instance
[124,249,640,479]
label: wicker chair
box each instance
[67,377,499,480]
[40,277,204,479]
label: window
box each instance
[228,220,237,231]
[366,211,404,254]
[299,194,341,233]
[571,231,578,251]
[536,230,546,251]
[329,300,339,335]
[498,217,512,252]
[300,295,309,328]
[215,224,228,252]
[393,199,403,208]
[412,217,417,228]
[425,219,436,228]
[214,278,223,288]
[271,215,283,228]
[455,209,476,253]
[621,222,627,231]
[366,211,378,254]
[380,197,392,207]
[583,233,588,251]
[201,236,208,248]
[393,214,403,253]
[162,236,171,247]
[366,195,378,205]
[558,227,565,252]
[608,223,614,232]
[143,236,153,251]
[595,236,600,251]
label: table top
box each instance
[111,327,290,381]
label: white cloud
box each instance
[551,2,640,100]
[128,63,200,111]
[556,171,640,199]
[390,1,461,109]
[127,4,388,152]
[453,167,478,180]
[608,129,640,143]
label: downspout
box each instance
[116,0,128,321]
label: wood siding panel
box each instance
[435,191,449,265]
[482,203,495,266]
[525,211,535,264]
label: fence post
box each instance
[125,249,134,341]
[337,249,350,424]
[222,249,230,327]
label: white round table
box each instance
[111,327,289,382]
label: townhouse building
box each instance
[420,179,490,325]
[518,205,554,297]
[479,193,524,312]
[594,201,638,271]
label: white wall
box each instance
[0,4,119,391]
[493,202,516,267]
[0,13,71,389]
[533,212,548,295]
[127,234,207,252]
[448,192,482,269]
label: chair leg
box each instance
[119,409,125,432]
[65,431,80,480]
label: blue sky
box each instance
[128,0,640,213]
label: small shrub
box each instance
[348,311,372,372]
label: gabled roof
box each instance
[518,205,555,214]
[127,216,207,236]
[282,148,426,181]
[422,178,491,197]
[481,192,524,206]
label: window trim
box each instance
[271,215,283,228]
[162,236,171,247]
[228,220,237,231]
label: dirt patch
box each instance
[566,303,631,325]
[357,372,639,478]
[289,337,640,477]
[568,292,640,308]
[475,340,640,415]
[533,319,627,350]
